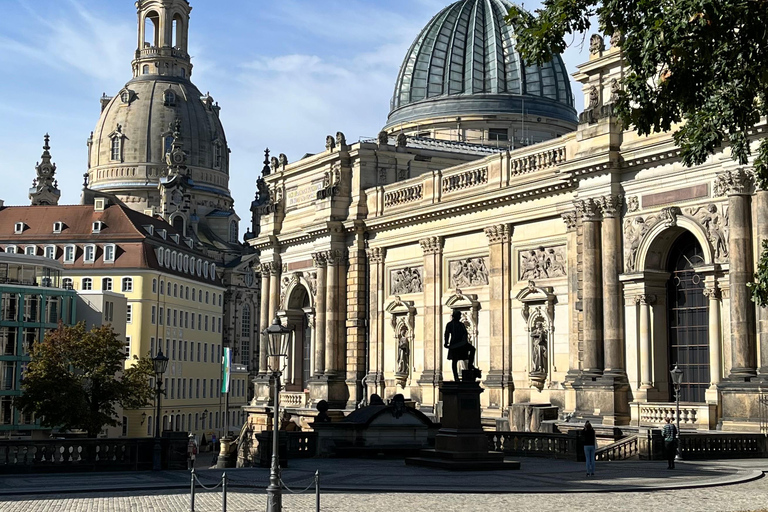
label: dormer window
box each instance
[157,247,164,266]
[104,244,115,263]
[203,261,209,279]
[121,92,130,103]
[158,229,167,240]
[109,124,124,162]
[171,234,179,244]
[94,198,106,212]
[53,222,64,233]
[211,263,216,280]
[25,246,36,256]
[44,245,56,259]
[144,225,154,236]
[84,244,96,263]
[5,246,16,254]
[163,89,176,106]
[92,221,105,234]
[14,222,24,234]
[64,245,75,263]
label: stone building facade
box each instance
[248,0,768,432]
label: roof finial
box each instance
[83,173,89,188]
[262,148,271,176]
[43,133,50,151]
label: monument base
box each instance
[405,380,520,471]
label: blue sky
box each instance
[0,0,590,232]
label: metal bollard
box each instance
[222,472,227,512]
[315,470,320,512]
[189,468,196,512]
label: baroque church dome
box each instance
[87,0,232,217]
[384,0,577,145]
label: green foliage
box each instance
[507,0,768,182]
[14,322,154,438]
[749,239,768,307]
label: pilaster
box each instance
[574,198,603,375]
[418,236,444,411]
[366,247,386,398]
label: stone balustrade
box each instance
[384,184,423,208]
[632,402,718,431]
[281,391,310,408]
[595,435,638,461]
[442,167,488,194]
[487,431,579,460]
[510,146,566,176]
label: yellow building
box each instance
[0,194,248,440]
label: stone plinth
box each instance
[405,381,520,470]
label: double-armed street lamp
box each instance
[152,350,169,471]
[263,317,292,512]
[670,364,684,461]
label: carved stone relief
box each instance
[626,196,639,213]
[390,266,424,295]
[518,246,567,281]
[449,257,489,288]
[623,214,657,272]
[686,203,729,261]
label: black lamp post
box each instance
[152,350,169,471]
[670,364,684,461]
[263,317,292,512]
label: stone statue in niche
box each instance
[519,246,567,280]
[687,204,729,260]
[396,326,410,376]
[531,320,547,373]
[390,267,423,295]
[449,257,489,288]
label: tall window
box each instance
[104,244,115,262]
[122,277,133,292]
[64,245,75,263]
[82,278,92,291]
[126,304,133,324]
[84,245,95,263]
[152,279,157,293]
[44,246,56,259]
[102,277,112,291]
[110,137,121,161]
[151,306,156,324]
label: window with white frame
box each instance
[82,278,93,291]
[110,136,121,161]
[183,255,189,272]
[92,221,104,234]
[176,252,182,269]
[196,260,202,276]
[5,246,16,254]
[84,245,96,263]
[211,264,216,280]
[157,248,164,266]
[52,222,63,233]
[203,262,209,279]
[44,246,56,259]
[160,280,165,295]
[102,277,112,291]
[104,244,115,263]
[64,245,75,263]
[126,304,133,323]
[14,223,24,234]
[122,277,133,292]
[62,277,73,289]
[171,252,177,270]
[25,246,36,256]
[152,279,157,293]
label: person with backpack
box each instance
[662,416,679,469]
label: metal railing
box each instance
[595,435,638,461]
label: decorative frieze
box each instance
[384,184,423,208]
[442,167,488,194]
[519,246,567,280]
[419,236,443,255]
[484,224,513,244]
[714,168,755,197]
[390,266,424,295]
[449,257,489,288]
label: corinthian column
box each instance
[325,250,341,375]
[756,187,768,377]
[561,212,579,374]
[575,198,603,375]
[419,236,443,410]
[258,263,271,375]
[484,224,513,410]
[600,195,625,377]
[311,252,327,376]
[718,169,757,379]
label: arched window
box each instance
[62,278,73,290]
[203,262,209,279]
[142,65,150,75]
[196,259,202,276]
[120,92,130,103]
[144,11,159,47]
[163,89,176,106]
[164,135,174,155]
[110,137,121,161]
[102,278,112,291]
[184,255,189,272]
[82,278,93,291]
[122,277,133,292]
[157,248,164,266]
[171,252,177,270]
[165,249,171,265]
[160,280,165,295]
[211,264,216,280]
[229,221,238,243]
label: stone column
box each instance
[703,284,722,389]
[336,249,348,376]
[756,188,768,377]
[600,195,625,377]
[258,263,271,375]
[418,236,443,410]
[575,198,603,375]
[311,252,327,376]
[484,224,513,411]
[324,250,340,375]
[635,294,656,389]
[268,262,281,324]
[720,169,757,379]
[366,247,386,397]
[561,212,580,374]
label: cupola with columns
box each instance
[133,0,193,80]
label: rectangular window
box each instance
[1,361,14,391]
[189,379,193,399]
[218,317,221,333]
[64,245,75,263]
[164,378,169,399]
[126,304,133,324]
[84,245,95,263]
[173,309,177,327]
[197,314,201,330]
[159,307,164,325]
[170,378,175,399]
[205,291,209,304]
[150,337,155,356]
[217,345,221,364]
[172,340,176,360]
[104,244,115,262]
[1,327,17,356]
[22,295,40,323]
[185,312,189,329]
[216,379,220,398]
[1,293,18,322]
[44,246,55,259]
[151,306,156,324]
[204,316,208,332]
[182,378,186,399]
[166,338,170,356]
[190,341,194,361]
[125,336,131,357]
[45,297,60,324]
[197,343,201,362]
[183,341,187,361]
[196,379,200,398]
[21,328,36,355]
[25,246,35,256]
[152,279,157,293]
[204,343,208,362]
[202,380,206,398]
[166,308,171,326]
[210,379,214,398]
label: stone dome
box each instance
[384,0,577,139]
[87,75,230,209]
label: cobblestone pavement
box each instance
[0,476,767,512]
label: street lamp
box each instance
[670,364,684,461]
[263,317,292,512]
[152,350,169,471]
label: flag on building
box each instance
[221,347,231,394]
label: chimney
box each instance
[0,199,5,208]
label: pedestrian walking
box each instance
[662,416,678,469]
[583,421,596,477]
[187,433,198,470]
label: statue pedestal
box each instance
[405,381,520,471]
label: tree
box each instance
[506,0,768,301]
[15,322,154,438]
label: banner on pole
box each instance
[221,347,231,394]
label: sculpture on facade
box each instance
[449,257,489,288]
[688,203,729,260]
[519,246,567,280]
[390,267,423,295]
[444,309,478,382]
[531,320,547,372]
[325,135,336,151]
[589,34,605,55]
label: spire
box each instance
[29,134,61,206]
[133,0,193,79]
[262,148,271,176]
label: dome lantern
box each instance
[133,0,193,80]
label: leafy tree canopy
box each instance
[15,322,154,438]
[506,0,768,184]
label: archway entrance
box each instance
[283,285,313,392]
[666,232,709,403]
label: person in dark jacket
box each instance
[443,309,476,381]
[662,416,679,469]
[583,421,596,476]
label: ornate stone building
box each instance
[83,0,260,372]
[249,0,768,432]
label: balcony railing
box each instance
[631,402,718,430]
[280,391,310,408]
[487,431,579,460]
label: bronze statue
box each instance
[444,309,477,381]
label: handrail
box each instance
[595,435,638,461]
